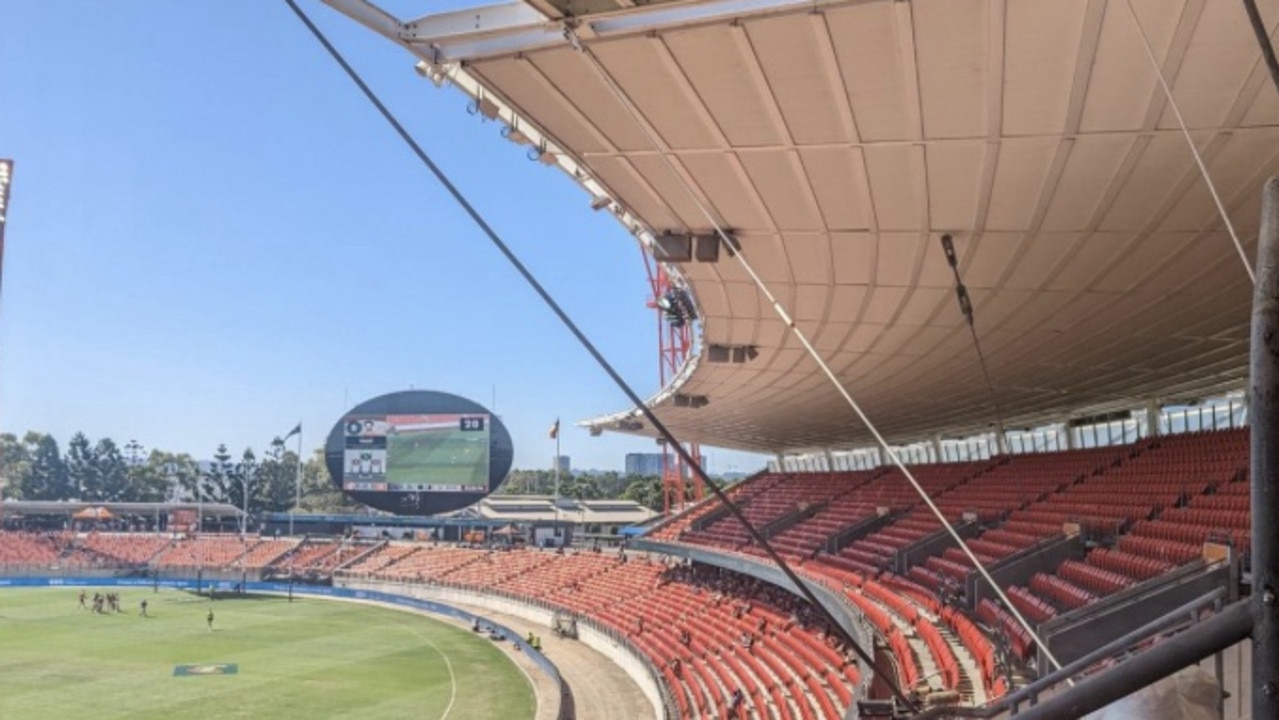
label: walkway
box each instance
[453,601,656,720]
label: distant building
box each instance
[629,450,711,478]
[554,455,571,473]
[625,453,665,476]
[467,495,659,546]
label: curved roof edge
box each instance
[578,319,706,433]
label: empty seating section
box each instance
[338,542,419,575]
[931,449,1109,522]
[144,535,298,569]
[1056,560,1134,596]
[1085,547,1174,581]
[650,472,788,541]
[681,472,876,551]
[801,463,985,574]
[369,545,488,582]
[1004,584,1057,624]
[756,470,886,558]
[271,539,342,570]
[0,531,65,565]
[822,513,939,575]
[441,548,560,587]
[912,431,1247,635]
[236,538,299,568]
[494,551,619,598]
[81,532,171,565]
[153,534,256,568]
[1028,573,1097,611]
[649,429,1250,688]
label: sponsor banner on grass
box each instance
[174,663,238,677]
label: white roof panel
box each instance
[324,0,1277,452]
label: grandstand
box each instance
[0,425,1262,717]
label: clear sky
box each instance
[0,0,769,475]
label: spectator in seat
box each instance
[726,689,744,717]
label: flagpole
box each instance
[291,424,302,537]
[553,418,561,537]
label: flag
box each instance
[284,423,301,441]
[548,419,559,440]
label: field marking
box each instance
[395,618,458,720]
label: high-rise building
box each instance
[625,453,665,476]
[553,455,571,473]
[626,455,711,478]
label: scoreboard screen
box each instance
[341,413,491,493]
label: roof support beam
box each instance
[326,0,879,64]
[401,2,550,42]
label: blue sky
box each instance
[0,0,767,475]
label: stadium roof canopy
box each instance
[324,0,1274,454]
[0,500,243,518]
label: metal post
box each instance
[291,427,303,537]
[554,426,562,544]
[1252,175,1279,715]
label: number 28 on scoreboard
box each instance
[459,417,485,432]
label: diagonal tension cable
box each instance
[1123,0,1255,285]
[282,0,917,710]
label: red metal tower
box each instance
[640,250,704,515]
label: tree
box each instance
[22,434,71,500]
[92,438,129,501]
[257,437,300,513]
[497,469,557,495]
[622,475,663,512]
[564,473,601,500]
[594,470,626,498]
[137,450,200,503]
[297,449,359,513]
[0,432,33,500]
[227,448,259,517]
[65,432,97,500]
[123,439,144,467]
[197,444,235,505]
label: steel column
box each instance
[1252,175,1279,714]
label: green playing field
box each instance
[386,428,489,488]
[0,587,535,720]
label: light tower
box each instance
[0,159,12,523]
[640,250,704,515]
[0,159,11,290]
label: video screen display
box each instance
[342,413,491,493]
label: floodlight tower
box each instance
[640,250,704,515]
[0,160,11,297]
[0,160,11,524]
